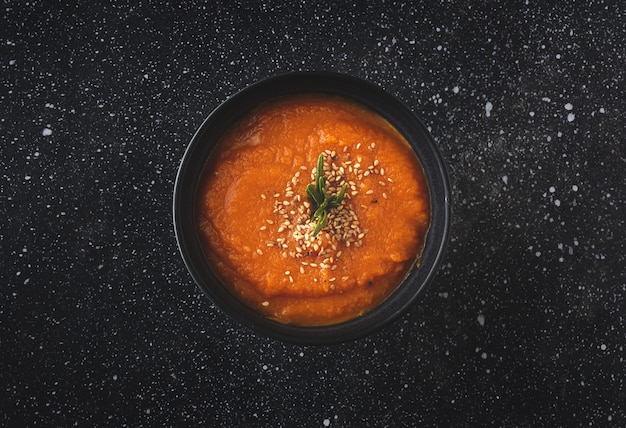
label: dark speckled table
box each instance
[2,1,624,426]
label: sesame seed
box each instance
[273,193,280,198]
[383,192,388,199]
[259,226,267,231]
[261,301,269,306]
[285,270,290,275]
[256,249,263,255]
[289,276,294,283]
[300,266,305,274]
[356,143,361,149]
[380,167,385,175]
[260,194,267,200]
[366,190,374,195]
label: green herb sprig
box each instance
[305,153,348,236]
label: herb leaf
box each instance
[306,153,349,236]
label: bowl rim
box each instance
[173,71,452,345]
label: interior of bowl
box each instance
[173,72,451,345]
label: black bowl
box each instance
[173,72,451,345]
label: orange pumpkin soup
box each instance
[197,94,430,325]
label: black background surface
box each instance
[2,1,624,426]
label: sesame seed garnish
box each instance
[261,194,267,200]
[382,192,388,199]
[256,249,263,255]
[257,150,376,280]
[261,301,269,306]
